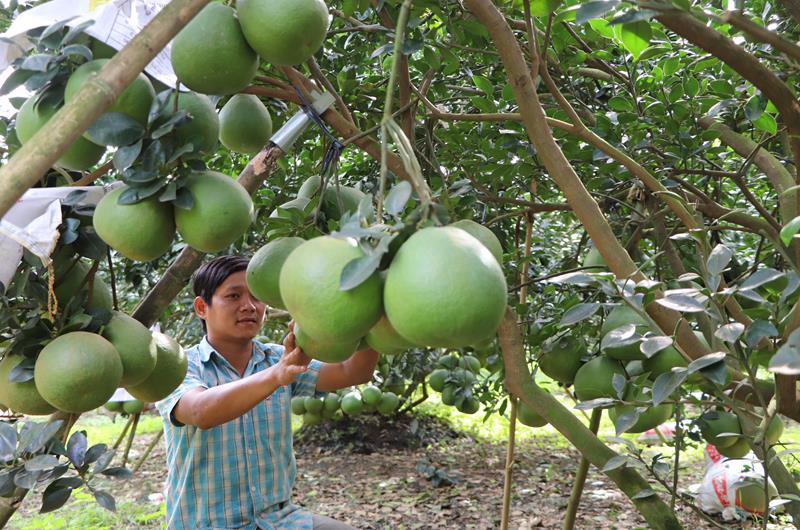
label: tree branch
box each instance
[720,10,800,63]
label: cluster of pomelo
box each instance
[247,215,508,364]
[0,252,188,415]
[291,384,400,426]
[427,353,481,414]
[104,399,145,415]
[698,409,783,458]
[94,169,254,260]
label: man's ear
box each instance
[193,296,208,319]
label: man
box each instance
[156,255,379,529]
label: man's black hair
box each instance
[192,255,250,332]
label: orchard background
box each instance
[1,0,800,528]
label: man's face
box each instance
[195,271,266,341]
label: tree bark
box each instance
[0,0,213,220]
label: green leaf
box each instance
[589,19,615,39]
[472,75,493,97]
[601,454,628,472]
[576,1,619,25]
[652,369,687,406]
[753,112,777,135]
[614,410,639,435]
[632,488,657,499]
[782,216,800,246]
[93,490,116,512]
[687,352,726,374]
[529,0,563,16]
[340,253,382,291]
[85,112,145,147]
[0,424,17,462]
[559,303,600,326]
[113,140,142,172]
[24,454,59,472]
[706,244,732,275]
[385,181,412,216]
[715,323,744,343]
[654,294,705,313]
[741,268,784,290]
[769,328,800,375]
[607,96,634,112]
[745,94,765,121]
[619,21,651,60]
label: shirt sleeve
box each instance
[290,359,324,398]
[155,349,207,427]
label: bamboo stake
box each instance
[133,429,164,474]
[121,413,140,468]
[112,413,136,451]
[0,0,213,219]
[562,408,602,530]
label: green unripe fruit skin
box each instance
[171,4,259,95]
[340,393,363,416]
[280,236,382,343]
[736,480,777,514]
[303,412,323,426]
[601,333,645,362]
[16,96,105,171]
[101,311,157,387]
[93,186,176,262]
[127,333,188,403]
[246,237,304,309]
[294,322,358,363]
[441,385,458,406]
[304,396,324,414]
[377,392,400,415]
[0,354,57,415]
[538,335,585,385]
[290,396,306,415]
[219,94,273,153]
[169,92,220,156]
[384,227,507,348]
[766,416,784,445]
[237,0,330,66]
[609,387,672,433]
[104,401,124,413]
[428,369,448,393]
[297,175,322,199]
[457,397,480,415]
[716,437,750,459]
[518,403,547,427]
[361,385,382,406]
[366,315,415,355]
[321,186,368,221]
[53,260,113,313]
[174,171,254,253]
[459,355,482,373]
[573,356,626,401]
[65,59,155,126]
[600,305,649,336]
[35,332,123,413]
[122,399,145,414]
[449,219,503,264]
[699,411,742,449]
[323,394,341,413]
[437,354,459,370]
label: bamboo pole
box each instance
[0,0,212,219]
[121,413,141,468]
[562,409,602,530]
[133,429,164,474]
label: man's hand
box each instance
[271,321,311,387]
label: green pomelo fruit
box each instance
[518,402,547,428]
[457,397,480,415]
[93,185,175,262]
[303,412,322,426]
[699,410,742,449]
[237,0,330,66]
[601,330,645,361]
[127,332,188,402]
[438,354,459,370]
[441,384,458,406]
[53,260,112,312]
[341,393,363,415]
[449,219,503,264]
[90,39,117,59]
[716,437,750,459]
[451,368,476,386]
[361,385,382,406]
[377,392,399,415]
[270,197,310,219]
[101,311,157,387]
[384,227,507,348]
[174,171,254,253]
[65,59,154,127]
[219,94,272,153]
[297,175,322,199]
[104,401,124,412]
[459,355,481,373]
[169,92,219,156]
[280,236,382,343]
[538,335,585,385]
[573,356,625,401]
[304,396,324,414]
[322,186,367,220]
[383,375,405,396]
[365,315,415,355]
[171,3,258,95]
[246,237,304,309]
[582,246,607,270]
[323,394,340,413]
[766,416,784,445]
[294,322,358,363]
[290,396,306,415]
[736,480,777,514]
[642,346,686,378]
[35,332,123,413]
[122,399,145,414]
[16,95,105,171]
[0,353,57,415]
[428,369,448,392]
[609,386,672,433]
[600,305,650,336]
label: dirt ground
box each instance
[10,413,758,529]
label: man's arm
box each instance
[173,345,310,429]
[316,348,380,392]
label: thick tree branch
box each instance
[0,0,213,219]
[720,11,800,63]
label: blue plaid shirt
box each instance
[156,337,323,530]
